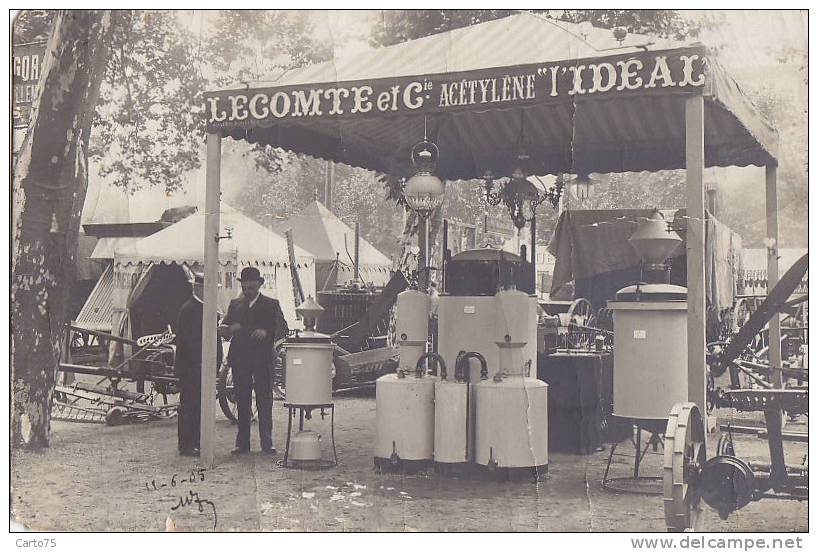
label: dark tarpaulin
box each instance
[203,14,777,178]
[546,209,743,311]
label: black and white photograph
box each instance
[8,7,810,541]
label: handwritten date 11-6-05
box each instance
[144,468,206,492]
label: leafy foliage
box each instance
[11,10,55,43]
[91,11,208,192]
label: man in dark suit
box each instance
[174,273,223,456]
[218,267,288,454]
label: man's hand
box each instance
[251,329,267,340]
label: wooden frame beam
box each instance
[685,95,707,415]
[200,132,221,467]
[765,164,783,387]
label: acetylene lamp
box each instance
[404,140,445,218]
[569,173,597,200]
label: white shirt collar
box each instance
[248,293,261,309]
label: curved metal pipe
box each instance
[455,351,487,383]
[415,351,446,378]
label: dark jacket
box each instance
[222,293,288,368]
[174,297,223,386]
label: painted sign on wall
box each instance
[12,41,48,129]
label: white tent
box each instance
[113,204,316,339]
[275,200,392,289]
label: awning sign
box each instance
[205,47,707,130]
[12,41,47,129]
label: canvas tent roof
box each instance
[205,13,777,180]
[275,200,392,288]
[275,200,391,266]
[115,203,314,267]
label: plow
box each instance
[663,253,808,531]
[57,271,409,426]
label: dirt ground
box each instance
[11,392,808,532]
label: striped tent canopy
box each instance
[204,13,777,179]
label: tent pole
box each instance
[685,95,707,417]
[200,132,221,468]
[765,163,782,387]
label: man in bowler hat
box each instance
[218,267,288,454]
[174,272,223,456]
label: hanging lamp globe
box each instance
[404,140,445,218]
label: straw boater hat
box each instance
[237,266,264,284]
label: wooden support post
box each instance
[200,132,221,467]
[685,95,707,416]
[530,216,537,292]
[765,164,783,388]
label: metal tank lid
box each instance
[286,330,333,344]
[449,248,523,263]
[614,283,687,301]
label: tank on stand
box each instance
[602,210,686,493]
[280,296,338,469]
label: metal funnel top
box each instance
[628,210,682,266]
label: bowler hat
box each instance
[237,266,264,283]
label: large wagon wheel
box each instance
[217,359,257,424]
[663,402,707,532]
[272,343,286,400]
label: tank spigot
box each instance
[487,447,498,472]
[390,441,400,465]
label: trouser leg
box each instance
[232,365,253,449]
[189,384,201,450]
[252,361,273,449]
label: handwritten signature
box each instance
[171,490,218,530]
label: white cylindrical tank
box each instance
[438,294,538,382]
[282,342,334,406]
[474,374,548,469]
[374,352,443,464]
[609,289,688,420]
[494,289,531,347]
[433,352,486,465]
[396,290,430,372]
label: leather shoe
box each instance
[260,446,277,455]
[231,447,250,455]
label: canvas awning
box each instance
[204,13,777,179]
[113,204,317,325]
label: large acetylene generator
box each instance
[376,248,548,481]
[602,210,687,491]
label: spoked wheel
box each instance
[663,402,707,532]
[217,360,257,424]
[566,298,593,348]
[272,344,286,401]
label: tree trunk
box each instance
[11,10,115,448]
